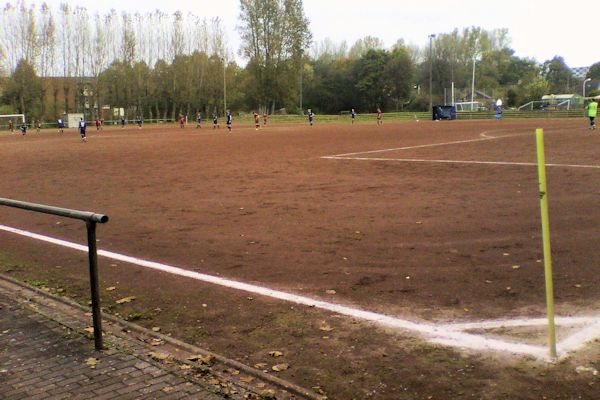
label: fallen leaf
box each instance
[268,351,284,357]
[256,382,266,389]
[150,338,164,346]
[512,265,520,270]
[115,296,136,304]
[254,363,267,369]
[151,326,161,332]
[83,327,94,334]
[503,253,510,256]
[187,354,214,365]
[226,368,240,375]
[179,364,192,370]
[147,351,170,361]
[240,375,254,383]
[271,363,289,372]
[261,389,277,399]
[106,286,116,291]
[319,325,334,332]
[325,290,336,295]
[85,358,100,368]
[485,280,492,284]
[207,378,220,385]
[574,284,582,288]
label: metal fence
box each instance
[0,197,109,350]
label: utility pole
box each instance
[429,34,436,113]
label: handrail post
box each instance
[86,220,103,350]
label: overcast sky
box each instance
[43,0,596,67]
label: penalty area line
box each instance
[1,223,599,361]
[322,156,600,170]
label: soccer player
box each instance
[351,108,356,124]
[307,109,314,126]
[35,120,41,133]
[8,120,14,133]
[376,108,382,125]
[263,112,267,126]
[95,117,101,130]
[79,118,87,142]
[213,114,219,129]
[495,104,503,121]
[226,111,233,132]
[196,113,202,129]
[253,111,260,130]
[121,116,126,129]
[586,98,598,130]
[136,115,143,129]
[179,114,185,128]
[20,122,27,135]
[57,118,64,133]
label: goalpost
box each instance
[0,114,26,131]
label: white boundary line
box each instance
[322,130,600,169]
[322,156,600,170]
[1,223,599,362]
[327,129,520,158]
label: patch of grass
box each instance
[124,311,146,321]
[27,279,49,287]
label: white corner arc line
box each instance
[2,223,600,361]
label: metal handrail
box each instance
[0,197,109,350]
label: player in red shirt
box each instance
[35,120,41,133]
[376,108,382,126]
[179,114,185,128]
[253,112,260,130]
[263,112,267,126]
[95,117,101,131]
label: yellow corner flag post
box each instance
[536,128,557,360]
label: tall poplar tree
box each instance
[238,0,311,112]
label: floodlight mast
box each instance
[428,34,436,113]
[223,57,227,116]
[583,78,591,98]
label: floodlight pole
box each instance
[583,78,591,98]
[299,49,304,114]
[223,57,227,116]
[471,57,476,111]
[428,34,435,112]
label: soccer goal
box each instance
[0,114,26,131]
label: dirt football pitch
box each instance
[1,118,599,399]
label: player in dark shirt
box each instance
[226,111,233,132]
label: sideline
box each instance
[1,224,600,362]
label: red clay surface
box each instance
[1,119,600,399]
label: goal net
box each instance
[0,114,26,132]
